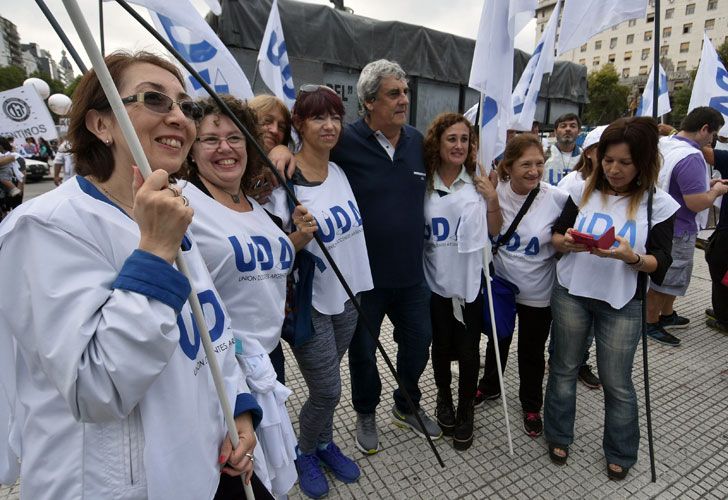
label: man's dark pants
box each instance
[348,282,433,415]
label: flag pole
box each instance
[111,0,446,469]
[643,0,660,484]
[479,91,514,456]
[35,0,88,73]
[58,0,256,496]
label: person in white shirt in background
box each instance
[422,112,502,451]
[544,117,679,481]
[0,137,23,199]
[475,134,568,438]
[544,113,582,186]
[53,139,76,186]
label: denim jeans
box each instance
[348,282,433,414]
[544,283,642,468]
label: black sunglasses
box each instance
[298,84,338,95]
[119,91,202,120]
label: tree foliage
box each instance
[65,75,82,98]
[583,64,630,126]
[0,65,28,92]
[717,39,728,68]
[669,69,697,128]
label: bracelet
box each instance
[628,253,642,268]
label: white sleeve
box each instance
[0,218,184,423]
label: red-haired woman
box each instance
[269,85,373,499]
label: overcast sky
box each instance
[5,0,537,75]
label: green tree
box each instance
[65,75,82,97]
[717,39,728,67]
[583,64,630,125]
[669,69,697,128]
[0,65,28,92]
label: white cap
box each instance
[582,125,608,150]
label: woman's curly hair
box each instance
[423,112,476,192]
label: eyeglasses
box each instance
[195,135,246,149]
[299,84,338,95]
[120,91,202,120]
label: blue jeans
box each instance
[348,282,433,414]
[544,284,642,468]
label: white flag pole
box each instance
[478,129,513,454]
[59,0,255,496]
[482,245,514,456]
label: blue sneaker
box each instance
[295,448,329,499]
[646,322,681,346]
[316,442,360,484]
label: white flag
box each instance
[510,0,559,131]
[557,0,648,55]
[635,64,671,118]
[469,0,537,170]
[257,0,296,109]
[689,33,728,136]
[109,0,254,100]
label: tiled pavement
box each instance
[2,249,726,499]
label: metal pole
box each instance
[99,0,105,56]
[646,1,660,480]
[34,0,88,73]
[112,0,446,468]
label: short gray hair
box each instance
[356,59,408,116]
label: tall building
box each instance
[58,50,75,86]
[0,16,23,67]
[21,43,61,81]
[536,0,728,89]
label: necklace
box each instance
[88,177,134,210]
[220,186,243,204]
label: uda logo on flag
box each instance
[258,0,296,108]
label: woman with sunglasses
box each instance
[0,52,264,499]
[264,85,372,499]
[181,95,316,498]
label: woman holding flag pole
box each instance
[0,50,267,499]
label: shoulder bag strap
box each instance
[492,184,540,255]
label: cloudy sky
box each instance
[6,0,536,75]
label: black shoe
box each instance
[473,389,500,407]
[453,400,474,451]
[523,412,543,437]
[646,322,681,346]
[705,308,716,320]
[659,311,690,330]
[435,392,455,437]
[607,463,630,480]
[706,318,728,335]
[577,365,601,389]
[547,443,568,465]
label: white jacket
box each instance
[0,177,261,499]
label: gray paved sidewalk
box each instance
[2,249,726,499]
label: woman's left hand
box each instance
[218,412,257,483]
[293,205,318,237]
[592,235,635,262]
[474,163,498,204]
